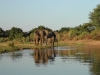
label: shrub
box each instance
[68,29,79,40]
[0,38,4,42]
[79,31,89,40]
[91,29,100,40]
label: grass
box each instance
[0,41,55,53]
[0,46,18,53]
[0,41,85,54]
[58,41,85,47]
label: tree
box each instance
[89,4,100,27]
[59,27,70,33]
[81,23,95,32]
[9,27,24,40]
[4,30,10,37]
[38,25,52,31]
[38,25,45,30]
[29,25,52,35]
[0,27,4,37]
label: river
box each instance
[0,46,100,75]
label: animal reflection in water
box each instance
[33,49,56,66]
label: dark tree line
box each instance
[0,26,52,42]
[0,28,10,38]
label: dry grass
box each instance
[1,40,100,53]
[63,39,100,45]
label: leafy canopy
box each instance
[89,4,100,27]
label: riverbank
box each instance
[0,40,100,53]
[61,39,100,46]
[0,42,49,53]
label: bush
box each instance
[68,29,79,40]
[90,29,100,40]
[0,38,4,42]
[79,31,89,40]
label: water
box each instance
[0,46,100,75]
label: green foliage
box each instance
[4,30,10,37]
[59,27,70,33]
[89,4,100,27]
[38,25,45,30]
[30,32,34,42]
[9,27,24,40]
[91,28,100,40]
[38,25,52,31]
[21,37,26,43]
[0,28,10,38]
[79,31,89,40]
[0,27,4,37]
[0,38,9,42]
[29,25,52,35]
[75,23,95,34]
[25,36,31,42]
[81,23,94,32]
[0,38,4,42]
[68,29,79,39]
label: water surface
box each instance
[0,46,100,75]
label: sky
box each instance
[0,0,100,32]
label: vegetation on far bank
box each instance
[1,4,100,53]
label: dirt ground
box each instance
[60,39,100,46]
